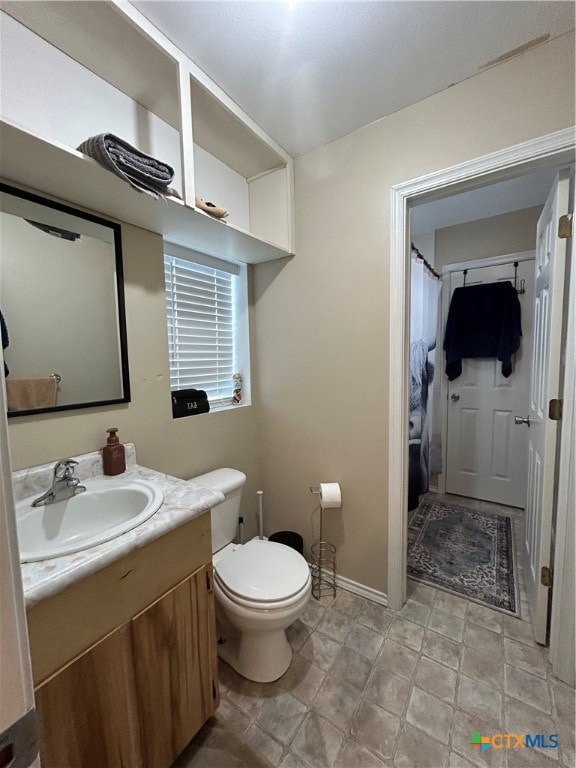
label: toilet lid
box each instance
[215,539,310,602]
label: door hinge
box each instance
[548,399,563,421]
[541,566,553,587]
[558,213,573,239]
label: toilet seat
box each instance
[214,539,310,606]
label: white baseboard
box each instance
[335,573,388,606]
[306,563,388,606]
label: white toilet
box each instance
[191,468,311,682]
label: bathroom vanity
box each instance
[15,448,223,768]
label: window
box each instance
[164,243,250,411]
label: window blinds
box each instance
[164,253,236,407]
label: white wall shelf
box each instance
[1,0,181,129]
[0,0,295,264]
[190,78,285,180]
[0,120,291,265]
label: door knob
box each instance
[514,416,531,427]
[451,393,460,402]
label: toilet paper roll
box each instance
[319,482,342,509]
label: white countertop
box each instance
[14,445,223,608]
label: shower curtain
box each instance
[409,254,441,511]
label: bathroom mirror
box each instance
[0,182,130,416]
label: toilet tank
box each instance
[190,468,246,553]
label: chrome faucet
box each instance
[31,459,87,507]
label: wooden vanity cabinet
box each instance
[28,512,219,768]
[34,623,142,768]
[132,565,219,767]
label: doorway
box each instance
[407,227,537,621]
[386,127,575,630]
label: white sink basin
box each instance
[16,478,164,562]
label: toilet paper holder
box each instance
[310,486,337,601]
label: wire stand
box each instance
[311,507,337,600]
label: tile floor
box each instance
[175,495,574,768]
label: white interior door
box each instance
[524,170,570,644]
[445,257,534,507]
[0,349,37,764]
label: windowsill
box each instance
[172,400,251,419]
[209,400,251,414]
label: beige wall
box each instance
[434,206,543,271]
[411,231,435,266]
[7,225,264,538]
[253,32,575,595]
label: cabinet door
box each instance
[35,624,142,768]
[131,564,219,767]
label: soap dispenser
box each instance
[102,427,126,475]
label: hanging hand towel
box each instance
[6,377,57,411]
[443,281,522,381]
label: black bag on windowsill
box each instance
[171,389,210,418]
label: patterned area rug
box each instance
[407,497,518,615]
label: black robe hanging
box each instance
[443,281,522,381]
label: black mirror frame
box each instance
[1,182,131,417]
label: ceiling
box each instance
[132,1,574,158]
[410,166,561,235]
